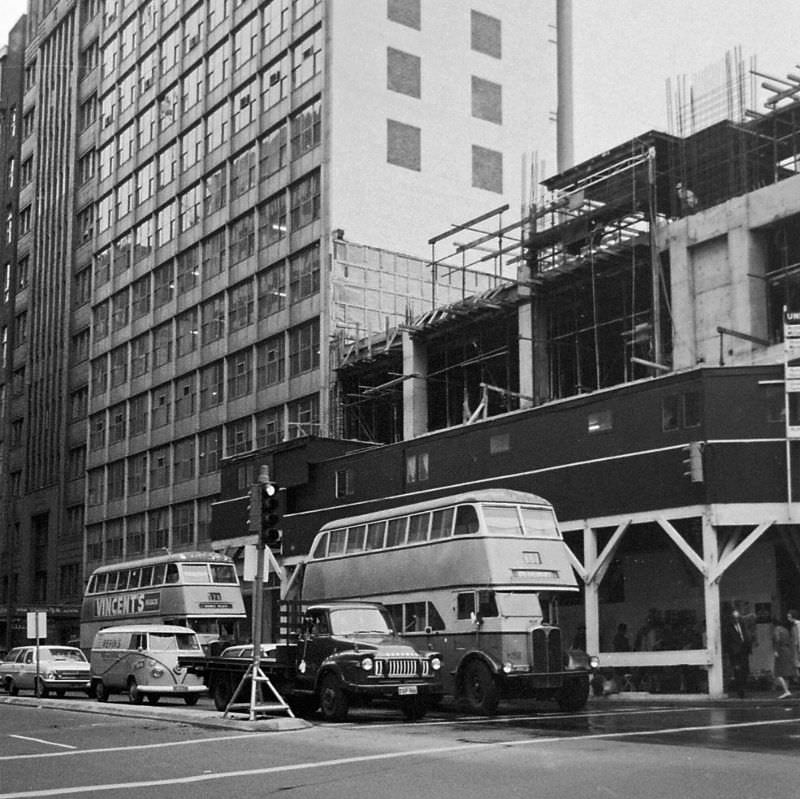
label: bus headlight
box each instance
[430,657,442,671]
[360,657,374,672]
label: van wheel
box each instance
[127,678,143,704]
[146,694,160,705]
[34,678,49,699]
[461,661,499,715]
[319,674,349,722]
[95,681,109,702]
[184,695,199,706]
[7,679,19,696]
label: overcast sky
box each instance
[0,0,798,166]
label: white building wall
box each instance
[326,0,557,261]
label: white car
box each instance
[1,645,92,698]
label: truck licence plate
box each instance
[397,685,418,696]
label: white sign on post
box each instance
[26,611,47,640]
[243,544,270,581]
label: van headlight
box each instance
[151,667,164,678]
[360,657,374,672]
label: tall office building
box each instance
[2,0,557,644]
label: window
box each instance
[406,451,429,483]
[256,334,284,388]
[111,289,129,331]
[152,321,173,368]
[136,160,155,204]
[471,10,501,59]
[387,47,420,98]
[226,418,252,455]
[227,349,253,398]
[174,438,195,483]
[260,56,288,110]
[199,427,221,474]
[684,391,701,428]
[200,361,224,409]
[178,183,202,233]
[156,201,176,247]
[260,124,287,180]
[471,76,502,124]
[490,433,510,454]
[131,333,149,378]
[288,393,319,438]
[177,245,200,292]
[587,409,613,433]
[289,244,320,301]
[160,25,181,73]
[158,141,177,188]
[153,261,174,307]
[87,468,105,506]
[174,502,195,546]
[662,395,680,431]
[232,81,257,133]
[129,394,149,437]
[290,100,321,160]
[201,294,225,343]
[110,345,128,387]
[128,453,148,495]
[258,263,286,317]
[255,407,283,448]
[183,3,204,54]
[150,445,170,489]
[108,460,126,501]
[174,374,196,419]
[259,193,287,246]
[89,411,106,450]
[335,468,353,498]
[289,318,319,376]
[206,40,229,91]
[471,145,503,193]
[151,385,171,429]
[232,14,259,70]
[127,514,145,555]
[387,120,421,171]
[137,103,157,149]
[387,0,420,29]
[205,103,228,154]
[134,218,153,262]
[176,308,199,357]
[131,274,151,319]
[230,213,255,264]
[181,122,203,171]
[149,508,169,550]
[231,146,256,199]
[21,156,33,186]
[93,299,110,340]
[91,356,108,397]
[67,447,86,480]
[290,171,320,230]
[229,281,254,331]
[202,229,226,278]
[291,29,322,87]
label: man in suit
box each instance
[723,608,752,698]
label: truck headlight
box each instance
[360,657,374,672]
[46,671,56,680]
[430,657,442,671]
[589,656,600,669]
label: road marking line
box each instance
[0,716,799,798]
[7,736,77,750]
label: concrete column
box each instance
[702,513,724,697]
[582,523,600,656]
[518,300,533,409]
[402,331,428,439]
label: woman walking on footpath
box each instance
[772,618,794,699]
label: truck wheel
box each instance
[127,678,144,705]
[95,681,109,702]
[34,678,49,699]
[184,695,199,706]
[557,675,590,712]
[7,679,19,696]
[319,674,349,722]
[288,694,319,718]
[400,696,427,721]
[461,661,498,715]
[213,680,232,712]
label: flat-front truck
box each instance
[179,601,443,721]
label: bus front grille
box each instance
[530,627,562,673]
[375,658,427,678]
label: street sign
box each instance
[26,611,46,640]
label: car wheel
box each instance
[95,680,109,702]
[184,695,199,706]
[34,678,49,699]
[146,694,160,705]
[400,696,427,721]
[127,678,143,705]
[318,674,349,722]
[7,678,19,697]
[213,680,232,712]
[460,661,498,715]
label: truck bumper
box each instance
[342,680,444,700]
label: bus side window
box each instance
[129,568,140,589]
[386,517,407,547]
[87,575,96,594]
[478,590,498,618]
[141,566,154,586]
[346,525,366,553]
[165,563,179,583]
[407,512,430,543]
[457,592,475,620]
[364,521,386,550]
[430,508,454,539]
[328,529,346,555]
[454,505,480,536]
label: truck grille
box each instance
[530,627,562,674]
[374,658,426,678]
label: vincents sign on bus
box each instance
[94,591,161,618]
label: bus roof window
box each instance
[519,507,560,538]
[484,505,522,535]
[365,521,386,550]
[454,505,480,535]
[210,564,237,583]
[408,512,430,543]
[328,529,346,556]
[181,563,210,584]
[165,563,180,583]
[430,508,454,539]
[346,525,366,553]
[386,517,407,547]
[310,533,328,559]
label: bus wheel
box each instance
[127,678,144,705]
[319,674,349,722]
[400,696,427,721]
[146,694,160,705]
[557,675,590,712]
[7,679,19,696]
[95,681,109,702]
[461,661,499,715]
[34,678,49,699]
[213,681,232,712]
[184,695,199,706]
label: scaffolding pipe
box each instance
[556,0,574,171]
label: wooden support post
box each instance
[582,522,600,657]
[702,513,724,698]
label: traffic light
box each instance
[681,441,704,482]
[259,482,283,553]
[247,483,263,533]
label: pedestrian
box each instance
[787,609,800,679]
[723,608,752,698]
[772,618,794,699]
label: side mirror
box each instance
[470,611,483,628]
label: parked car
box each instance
[1,645,92,698]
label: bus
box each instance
[80,552,246,652]
[301,488,594,714]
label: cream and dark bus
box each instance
[300,488,595,714]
